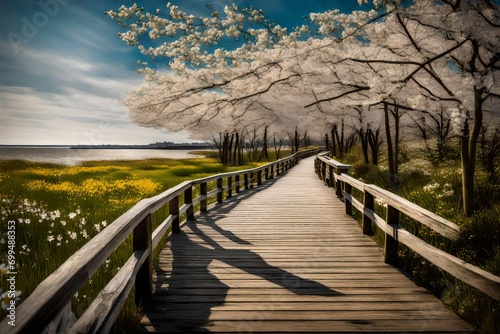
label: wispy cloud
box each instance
[0,1,190,145]
[0,47,191,145]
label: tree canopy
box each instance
[108,0,500,215]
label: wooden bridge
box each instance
[139,156,473,333]
[2,149,499,333]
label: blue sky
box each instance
[0,0,358,145]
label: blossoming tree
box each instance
[108,0,499,216]
[304,0,500,215]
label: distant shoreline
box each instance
[0,144,215,150]
[69,145,213,150]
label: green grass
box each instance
[0,154,285,332]
[338,145,500,334]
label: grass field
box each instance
[0,152,285,332]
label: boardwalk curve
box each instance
[140,157,474,333]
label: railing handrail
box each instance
[192,149,316,184]
[314,154,500,301]
[0,148,323,334]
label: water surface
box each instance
[0,147,210,165]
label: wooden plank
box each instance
[139,319,473,333]
[142,301,450,312]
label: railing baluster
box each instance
[323,161,327,183]
[217,177,223,203]
[133,213,152,306]
[257,170,262,186]
[334,170,342,197]
[170,196,180,233]
[344,183,352,215]
[244,173,249,190]
[270,165,274,179]
[184,186,194,221]
[385,205,399,265]
[363,192,374,235]
[328,165,334,187]
[200,182,207,212]
[235,174,240,193]
[227,176,233,198]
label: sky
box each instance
[0,0,359,146]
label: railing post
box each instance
[134,213,152,306]
[235,174,240,193]
[335,169,342,197]
[244,173,249,190]
[227,176,233,198]
[277,162,281,175]
[344,183,352,215]
[184,186,194,221]
[362,192,374,235]
[270,165,274,179]
[385,205,399,265]
[328,165,334,187]
[217,177,223,203]
[170,196,180,233]
[200,182,207,212]
[250,172,254,188]
[257,170,262,186]
[265,167,269,180]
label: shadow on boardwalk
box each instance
[142,174,341,332]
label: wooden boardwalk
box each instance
[139,157,474,333]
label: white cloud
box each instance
[0,48,193,145]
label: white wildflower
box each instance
[423,182,440,193]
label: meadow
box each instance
[0,152,281,332]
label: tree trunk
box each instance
[273,134,283,160]
[367,127,381,165]
[339,119,345,157]
[384,104,396,184]
[359,128,369,164]
[233,132,239,166]
[331,127,337,157]
[263,126,269,160]
[228,133,234,165]
[393,107,400,176]
[461,135,474,217]
[461,87,484,216]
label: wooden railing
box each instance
[314,152,500,301]
[0,148,322,334]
